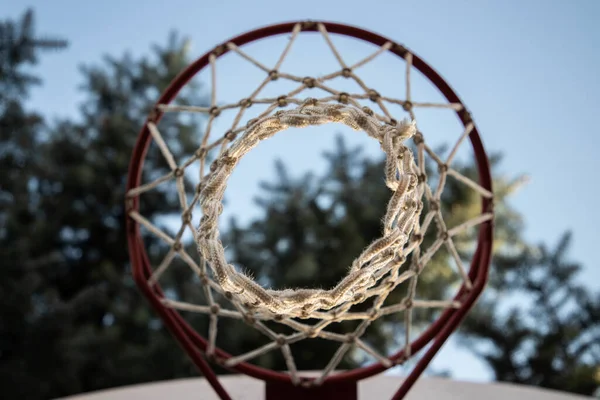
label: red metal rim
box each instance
[125,20,493,388]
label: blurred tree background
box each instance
[1,9,598,399]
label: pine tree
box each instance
[33,33,210,396]
[0,9,67,101]
[459,233,600,396]
[1,10,208,398]
[0,9,70,399]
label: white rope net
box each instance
[127,23,493,385]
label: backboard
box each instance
[62,375,593,400]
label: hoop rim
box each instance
[125,20,493,399]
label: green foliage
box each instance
[460,233,600,396]
[0,9,67,102]
[0,9,72,398]
[1,10,206,399]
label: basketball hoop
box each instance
[126,21,493,400]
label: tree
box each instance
[0,9,70,399]
[459,233,600,396]
[1,9,209,399]
[37,33,212,396]
[0,9,67,101]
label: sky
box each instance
[5,0,600,387]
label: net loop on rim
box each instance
[197,100,422,317]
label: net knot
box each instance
[277,96,288,107]
[337,92,350,104]
[239,98,253,108]
[368,89,381,102]
[303,77,316,88]
[209,106,221,117]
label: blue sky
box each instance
[6,0,599,385]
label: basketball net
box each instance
[126,21,494,399]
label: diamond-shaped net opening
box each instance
[126,23,493,385]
